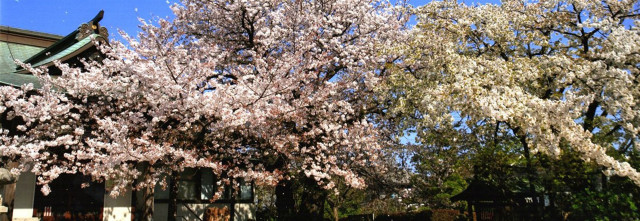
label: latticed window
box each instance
[154,168,254,203]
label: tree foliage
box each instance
[383,0,640,187]
[0,0,405,196]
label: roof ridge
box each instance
[0,26,64,40]
[21,10,106,67]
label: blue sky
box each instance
[0,0,499,41]
[0,0,498,145]
[0,0,176,39]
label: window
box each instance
[177,168,199,200]
[154,168,253,203]
[238,179,253,201]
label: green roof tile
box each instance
[0,72,42,88]
[29,34,99,68]
[0,42,46,74]
[0,34,103,89]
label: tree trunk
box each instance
[275,179,295,221]
[518,134,541,220]
[167,171,179,221]
[332,206,339,221]
[140,185,155,221]
[299,177,327,221]
[135,162,154,221]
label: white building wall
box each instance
[11,172,35,219]
[177,203,208,220]
[234,203,256,221]
[103,186,132,221]
[153,203,256,221]
[177,203,231,220]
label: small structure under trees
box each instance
[451,179,543,221]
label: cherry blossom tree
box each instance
[383,0,640,188]
[0,1,405,212]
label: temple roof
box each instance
[0,26,62,75]
[0,11,108,88]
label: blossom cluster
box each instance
[385,0,640,184]
[0,0,405,196]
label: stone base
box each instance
[12,218,39,221]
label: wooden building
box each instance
[450,180,543,221]
[0,11,255,221]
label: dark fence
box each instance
[342,209,467,221]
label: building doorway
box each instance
[33,174,105,221]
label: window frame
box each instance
[153,168,254,204]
